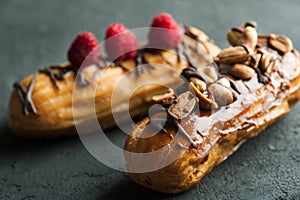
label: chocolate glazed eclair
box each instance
[124,22,300,193]
[9,24,220,139]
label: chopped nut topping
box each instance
[190,77,207,92]
[189,82,218,109]
[152,89,176,106]
[180,22,294,113]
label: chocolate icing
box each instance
[254,67,269,84]
[207,64,293,153]
[151,34,299,157]
[174,120,199,148]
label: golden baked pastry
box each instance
[9,25,220,139]
[124,22,300,193]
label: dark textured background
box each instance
[1,0,300,199]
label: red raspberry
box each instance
[105,23,138,61]
[148,13,182,49]
[67,32,101,68]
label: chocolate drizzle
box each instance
[39,63,92,87]
[39,65,73,89]
[115,49,156,76]
[134,50,156,76]
[181,66,198,79]
[13,74,38,115]
[254,67,269,84]
[14,63,92,114]
[113,24,211,77]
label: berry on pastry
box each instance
[148,13,182,49]
[67,32,101,68]
[105,23,138,61]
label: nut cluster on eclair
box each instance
[171,21,295,113]
[216,21,293,81]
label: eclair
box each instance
[124,22,300,193]
[9,13,220,139]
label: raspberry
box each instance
[105,23,138,61]
[148,13,182,49]
[67,32,101,68]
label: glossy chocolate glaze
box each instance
[150,37,300,158]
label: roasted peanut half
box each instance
[214,46,253,64]
[227,26,257,50]
[229,64,255,80]
[268,34,293,54]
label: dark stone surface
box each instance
[1,0,300,199]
